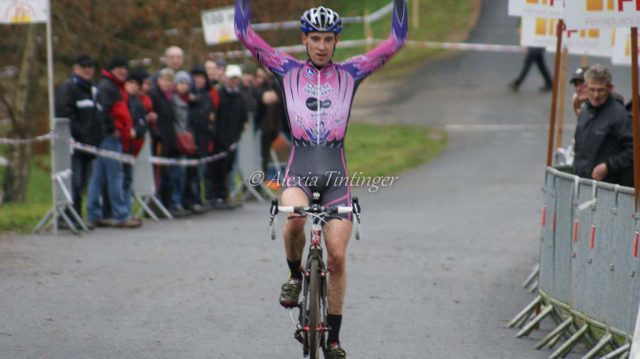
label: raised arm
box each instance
[235,0,300,77]
[341,0,408,82]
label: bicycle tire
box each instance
[308,258,322,359]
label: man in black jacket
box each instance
[210,64,248,208]
[574,64,634,186]
[55,54,101,220]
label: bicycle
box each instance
[268,192,361,359]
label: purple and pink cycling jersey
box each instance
[235,0,408,217]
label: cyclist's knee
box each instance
[286,216,306,232]
[327,253,346,275]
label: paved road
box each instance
[1,1,635,358]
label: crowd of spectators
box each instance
[55,46,287,229]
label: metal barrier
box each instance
[510,167,639,359]
[132,134,172,221]
[33,118,88,234]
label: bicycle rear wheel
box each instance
[308,258,322,359]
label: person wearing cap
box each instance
[570,66,590,115]
[55,54,101,225]
[209,64,248,209]
[574,64,633,186]
[86,56,142,228]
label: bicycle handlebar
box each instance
[268,196,362,240]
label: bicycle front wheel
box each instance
[308,258,322,359]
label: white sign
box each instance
[201,6,237,46]
[520,15,612,57]
[509,0,565,18]
[611,27,640,65]
[0,0,48,24]
[565,0,640,30]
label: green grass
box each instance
[328,0,478,78]
[0,153,52,234]
[345,122,447,177]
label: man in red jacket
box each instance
[86,56,142,228]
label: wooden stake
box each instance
[556,47,569,151]
[413,0,419,31]
[547,20,565,167]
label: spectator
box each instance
[172,70,203,214]
[151,46,186,91]
[574,64,633,186]
[254,67,284,173]
[122,70,150,215]
[204,59,223,203]
[150,68,189,217]
[185,64,215,213]
[509,22,552,92]
[55,54,101,224]
[87,56,142,228]
[209,64,248,209]
[569,66,589,115]
[509,46,553,92]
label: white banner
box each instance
[611,27,640,65]
[509,0,565,18]
[201,6,237,46]
[565,0,640,30]
[0,0,48,24]
[521,15,613,56]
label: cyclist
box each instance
[235,0,408,357]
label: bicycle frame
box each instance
[268,192,361,358]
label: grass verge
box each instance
[0,154,51,234]
[345,122,447,177]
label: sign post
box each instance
[0,1,59,232]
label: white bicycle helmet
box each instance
[300,6,342,34]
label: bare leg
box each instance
[281,188,309,263]
[324,219,352,315]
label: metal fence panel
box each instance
[539,170,557,295]
[132,134,155,197]
[570,180,596,317]
[553,174,576,304]
[612,189,637,334]
[53,118,72,205]
[586,185,616,326]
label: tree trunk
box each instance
[3,24,39,203]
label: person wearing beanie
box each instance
[86,55,142,228]
[54,54,101,227]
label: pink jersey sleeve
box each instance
[340,0,408,82]
[235,0,301,77]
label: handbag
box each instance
[175,131,196,155]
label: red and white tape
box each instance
[72,140,237,167]
[0,133,53,145]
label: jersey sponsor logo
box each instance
[304,83,334,96]
[305,67,317,79]
[305,97,332,110]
